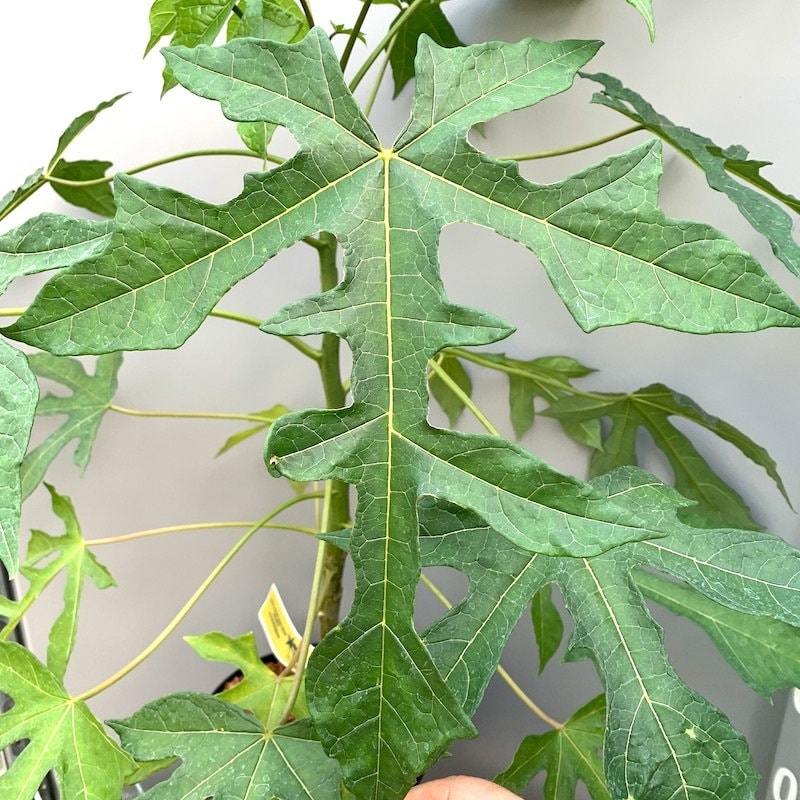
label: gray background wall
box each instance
[1,1,799,796]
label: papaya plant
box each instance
[0,2,799,799]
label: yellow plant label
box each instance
[258,584,313,667]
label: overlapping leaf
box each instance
[49,159,116,217]
[21,352,122,499]
[583,72,800,277]
[495,695,611,800]
[388,1,463,96]
[417,470,800,800]
[21,485,115,680]
[110,693,342,800]
[531,583,565,674]
[7,29,800,798]
[634,570,800,697]
[186,630,309,726]
[544,382,788,530]
[0,642,135,799]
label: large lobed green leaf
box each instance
[0,643,135,799]
[5,29,800,799]
[417,472,800,800]
[110,694,342,800]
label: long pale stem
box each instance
[109,405,269,424]
[44,149,264,188]
[503,125,645,162]
[88,519,318,547]
[428,356,501,436]
[277,484,333,724]
[74,492,322,701]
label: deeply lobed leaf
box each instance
[21,353,122,499]
[417,469,800,800]
[0,643,135,799]
[6,29,800,799]
[111,693,342,800]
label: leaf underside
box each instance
[583,72,800,278]
[3,28,800,800]
[417,477,800,800]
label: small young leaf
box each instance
[47,94,128,172]
[429,354,471,425]
[23,485,115,680]
[161,0,237,93]
[226,0,307,39]
[473,352,597,441]
[388,2,463,97]
[185,630,309,726]
[111,694,342,800]
[216,404,290,456]
[545,382,787,530]
[583,72,800,278]
[0,643,135,799]
[21,353,123,499]
[635,570,800,698]
[531,584,564,674]
[495,695,611,800]
[49,159,116,217]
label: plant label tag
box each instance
[258,584,313,667]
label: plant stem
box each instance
[210,308,322,360]
[109,404,269,424]
[504,125,645,162]
[0,308,26,318]
[74,492,321,702]
[277,487,332,725]
[428,356,501,436]
[495,663,563,729]
[419,572,562,729]
[88,519,318,547]
[340,0,373,72]
[349,0,429,92]
[364,46,392,118]
[315,231,351,637]
[449,348,624,403]
[43,149,264,188]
